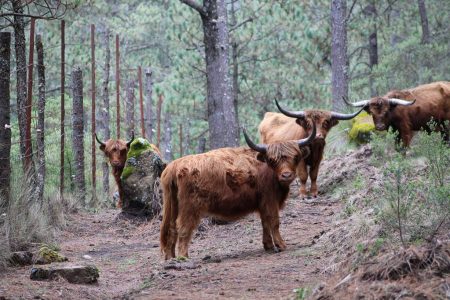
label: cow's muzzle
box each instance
[375,124,386,131]
[279,172,295,182]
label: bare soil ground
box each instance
[0,187,339,300]
[1,146,448,299]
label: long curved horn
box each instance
[243,128,267,154]
[388,98,416,106]
[275,99,305,119]
[342,96,370,107]
[331,106,365,120]
[126,130,135,147]
[95,133,106,147]
[298,122,316,147]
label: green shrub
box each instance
[373,130,450,247]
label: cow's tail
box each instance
[160,170,178,259]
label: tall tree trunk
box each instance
[331,0,348,111]
[12,1,28,166]
[99,27,111,196]
[230,0,240,140]
[156,93,163,148]
[144,68,154,143]
[0,32,11,208]
[365,3,378,97]
[417,0,430,44]
[184,118,191,155]
[181,0,239,149]
[36,35,46,203]
[162,109,172,161]
[197,136,206,154]
[71,67,86,205]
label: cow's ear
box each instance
[330,119,339,127]
[256,153,266,162]
[389,102,398,110]
[363,105,370,113]
[295,118,307,128]
[99,144,106,152]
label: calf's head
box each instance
[275,100,364,140]
[243,122,315,185]
[95,132,135,168]
[343,97,415,131]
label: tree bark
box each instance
[181,0,239,149]
[417,0,430,44]
[12,0,28,166]
[144,68,154,143]
[156,93,163,148]
[230,0,240,140]
[331,0,348,111]
[36,34,46,203]
[125,80,135,138]
[162,109,172,161]
[365,3,378,97]
[0,32,11,208]
[197,136,206,154]
[99,27,111,196]
[71,67,86,205]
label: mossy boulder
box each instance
[35,245,68,265]
[348,112,375,144]
[120,137,166,217]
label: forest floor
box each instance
[1,145,448,299]
[0,190,338,299]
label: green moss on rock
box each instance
[349,112,375,144]
[121,138,159,180]
[37,246,68,264]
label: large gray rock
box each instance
[120,138,166,217]
[30,264,99,284]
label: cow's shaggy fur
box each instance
[259,110,338,198]
[160,143,310,260]
[363,81,450,147]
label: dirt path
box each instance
[0,185,341,300]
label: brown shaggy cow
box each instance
[259,100,363,198]
[95,132,135,208]
[160,125,316,260]
[344,81,450,147]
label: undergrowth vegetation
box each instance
[370,129,450,247]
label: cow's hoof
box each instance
[275,242,287,251]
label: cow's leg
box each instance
[309,161,321,197]
[176,210,200,258]
[260,207,286,251]
[296,160,308,198]
[270,214,286,251]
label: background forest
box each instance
[0,0,449,267]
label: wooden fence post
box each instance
[60,20,65,198]
[91,24,97,198]
[115,34,120,139]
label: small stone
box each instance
[9,251,33,266]
[249,239,253,243]
[202,255,211,261]
[82,255,92,260]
